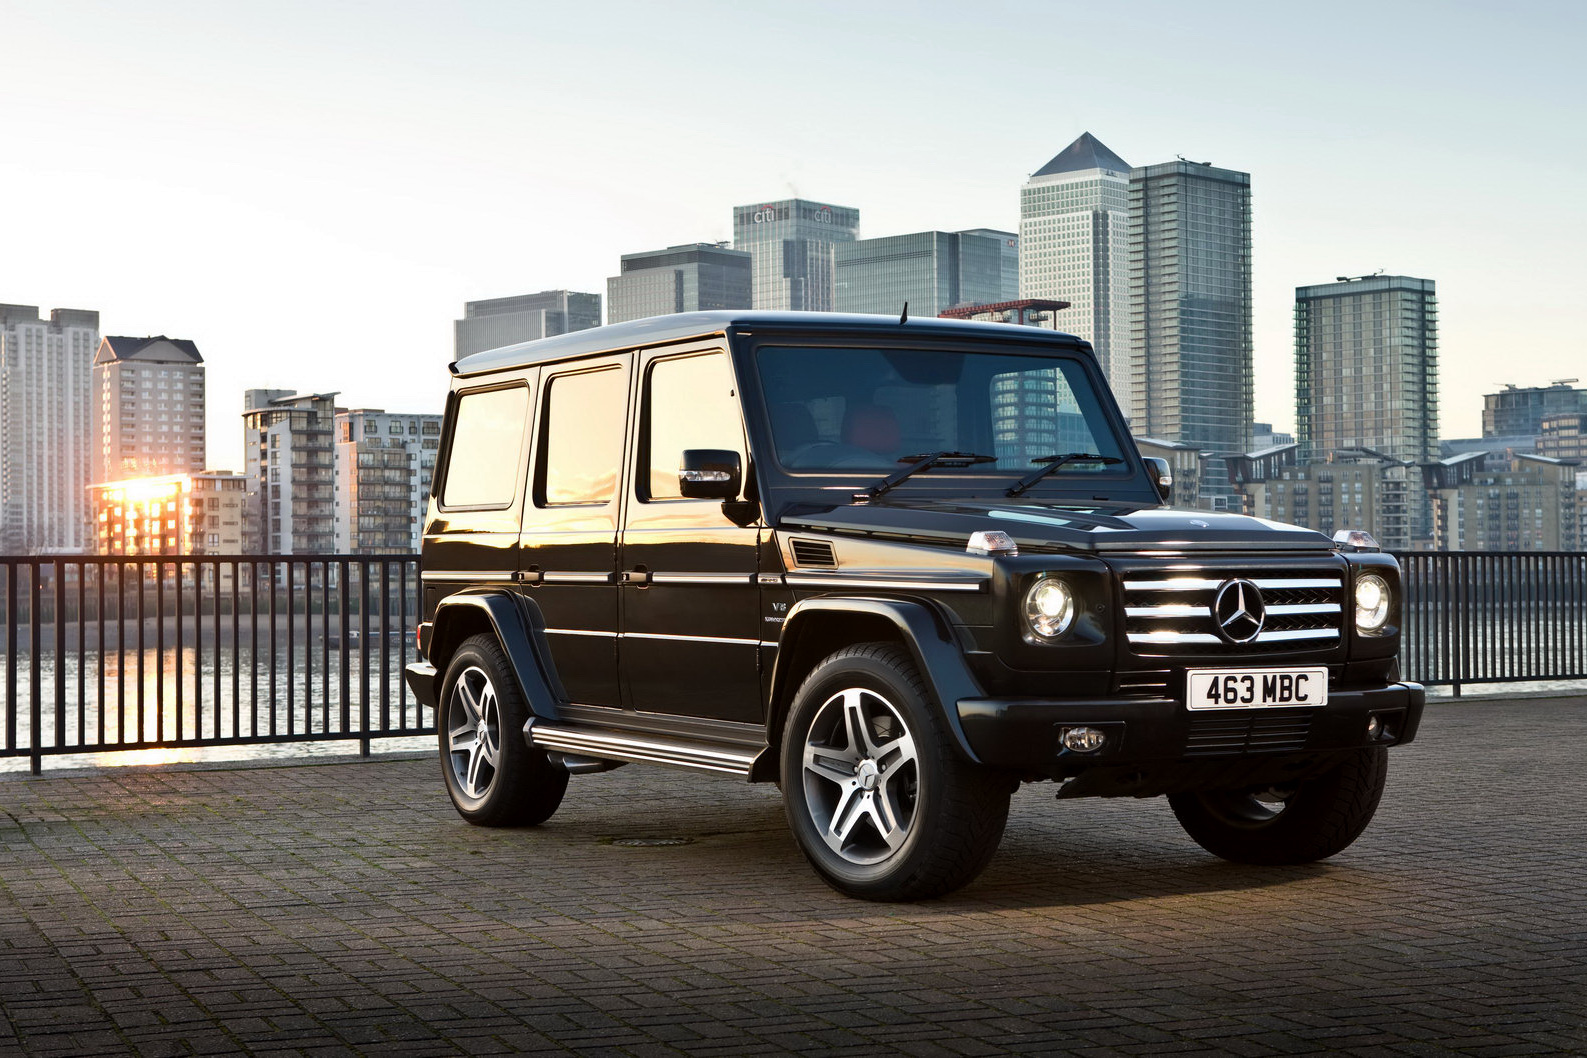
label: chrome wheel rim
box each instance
[801,687,920,865]
[447,666,501,803]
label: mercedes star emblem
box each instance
[1213,579,1266,644]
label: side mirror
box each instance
[679,449,741,500]
[1143,457,1173,504]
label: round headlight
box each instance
[1023,576,1075,639]
[1354,572,1391,633]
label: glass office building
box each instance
[453,290,601,360]
[834,230,1018,317]
[606,243,753,324]
[1019,133,1132,405]
[1127,159,1253,509]
[731,199,860,311]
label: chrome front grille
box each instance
[1122,570,1343,656]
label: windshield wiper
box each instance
[1005,452,1124,497]
[854,451,997,502]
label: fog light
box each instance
[1367,715,1382,738]
[1061,726,1107,753]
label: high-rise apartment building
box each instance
[1127,159,1253,509]
[1294,275,1437,542]
[1019,133,1132,402]
[1294,276,1438,465]
[731,199,860,311]
[334,409,442,554]
[242,390,338,554]
[453,291,601,360]
[1481,381,1587,439]
[835,230,1018,317]
[94,335,206,483]
[606,243,752,325]
[0,304,99,552]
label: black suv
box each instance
[405,311,1424,900]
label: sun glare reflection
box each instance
[95,747,202,768]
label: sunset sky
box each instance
[3,0,1583,470]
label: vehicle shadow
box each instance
[472,780,1348,918]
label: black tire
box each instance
[438,633,569,827]
[1168,746,1389,864]
[780,642,1011,901]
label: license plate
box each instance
[1186,667,1328,710]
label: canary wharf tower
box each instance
[732,199,860,311]
[1019,133,1132,405]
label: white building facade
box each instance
[1018,133,1132,406]
[0,304,99,551]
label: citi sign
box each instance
[748,205,839,224]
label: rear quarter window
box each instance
[440,385,529,509]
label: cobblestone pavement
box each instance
[1,698,1584,1057]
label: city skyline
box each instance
[2,1,1583,474]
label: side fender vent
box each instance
[790,538,837,568]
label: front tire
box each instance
[780,643,1011,901]
[439,634,568,827]
[1168,746,1389,864]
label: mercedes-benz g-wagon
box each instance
[405,311,1424,901]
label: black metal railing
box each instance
[1,555,428,774]
[4,550,1585,772]
[1397,551,1587,693]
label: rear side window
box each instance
[541,367,627,505]
[440,386,529,509]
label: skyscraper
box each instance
[0,304,99,551]
[95,335,206,483]
[1294,276,1439,465]
[242,390,338,554]
[453,291,601,360]
[731,199,860,311]
[835,230,1018,317]
[1019,133,1132,402]
[1127,159,1253,508]
[606,243,752,325]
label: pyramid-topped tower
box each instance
[1019,134,1133,408]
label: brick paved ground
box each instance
[1,698,1584,1057]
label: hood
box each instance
[779,497,1334,553]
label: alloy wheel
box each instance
[447,665,501,802]
[800,687,920,865]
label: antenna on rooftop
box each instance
[900,302,909,325]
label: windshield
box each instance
[755,345,1127,480]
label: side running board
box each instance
[523,717,759,778]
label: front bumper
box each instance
[956,681,1424,789]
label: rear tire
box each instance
[439,634,568,827]
[1168,746,1388,864]
[780,642,1011,901]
